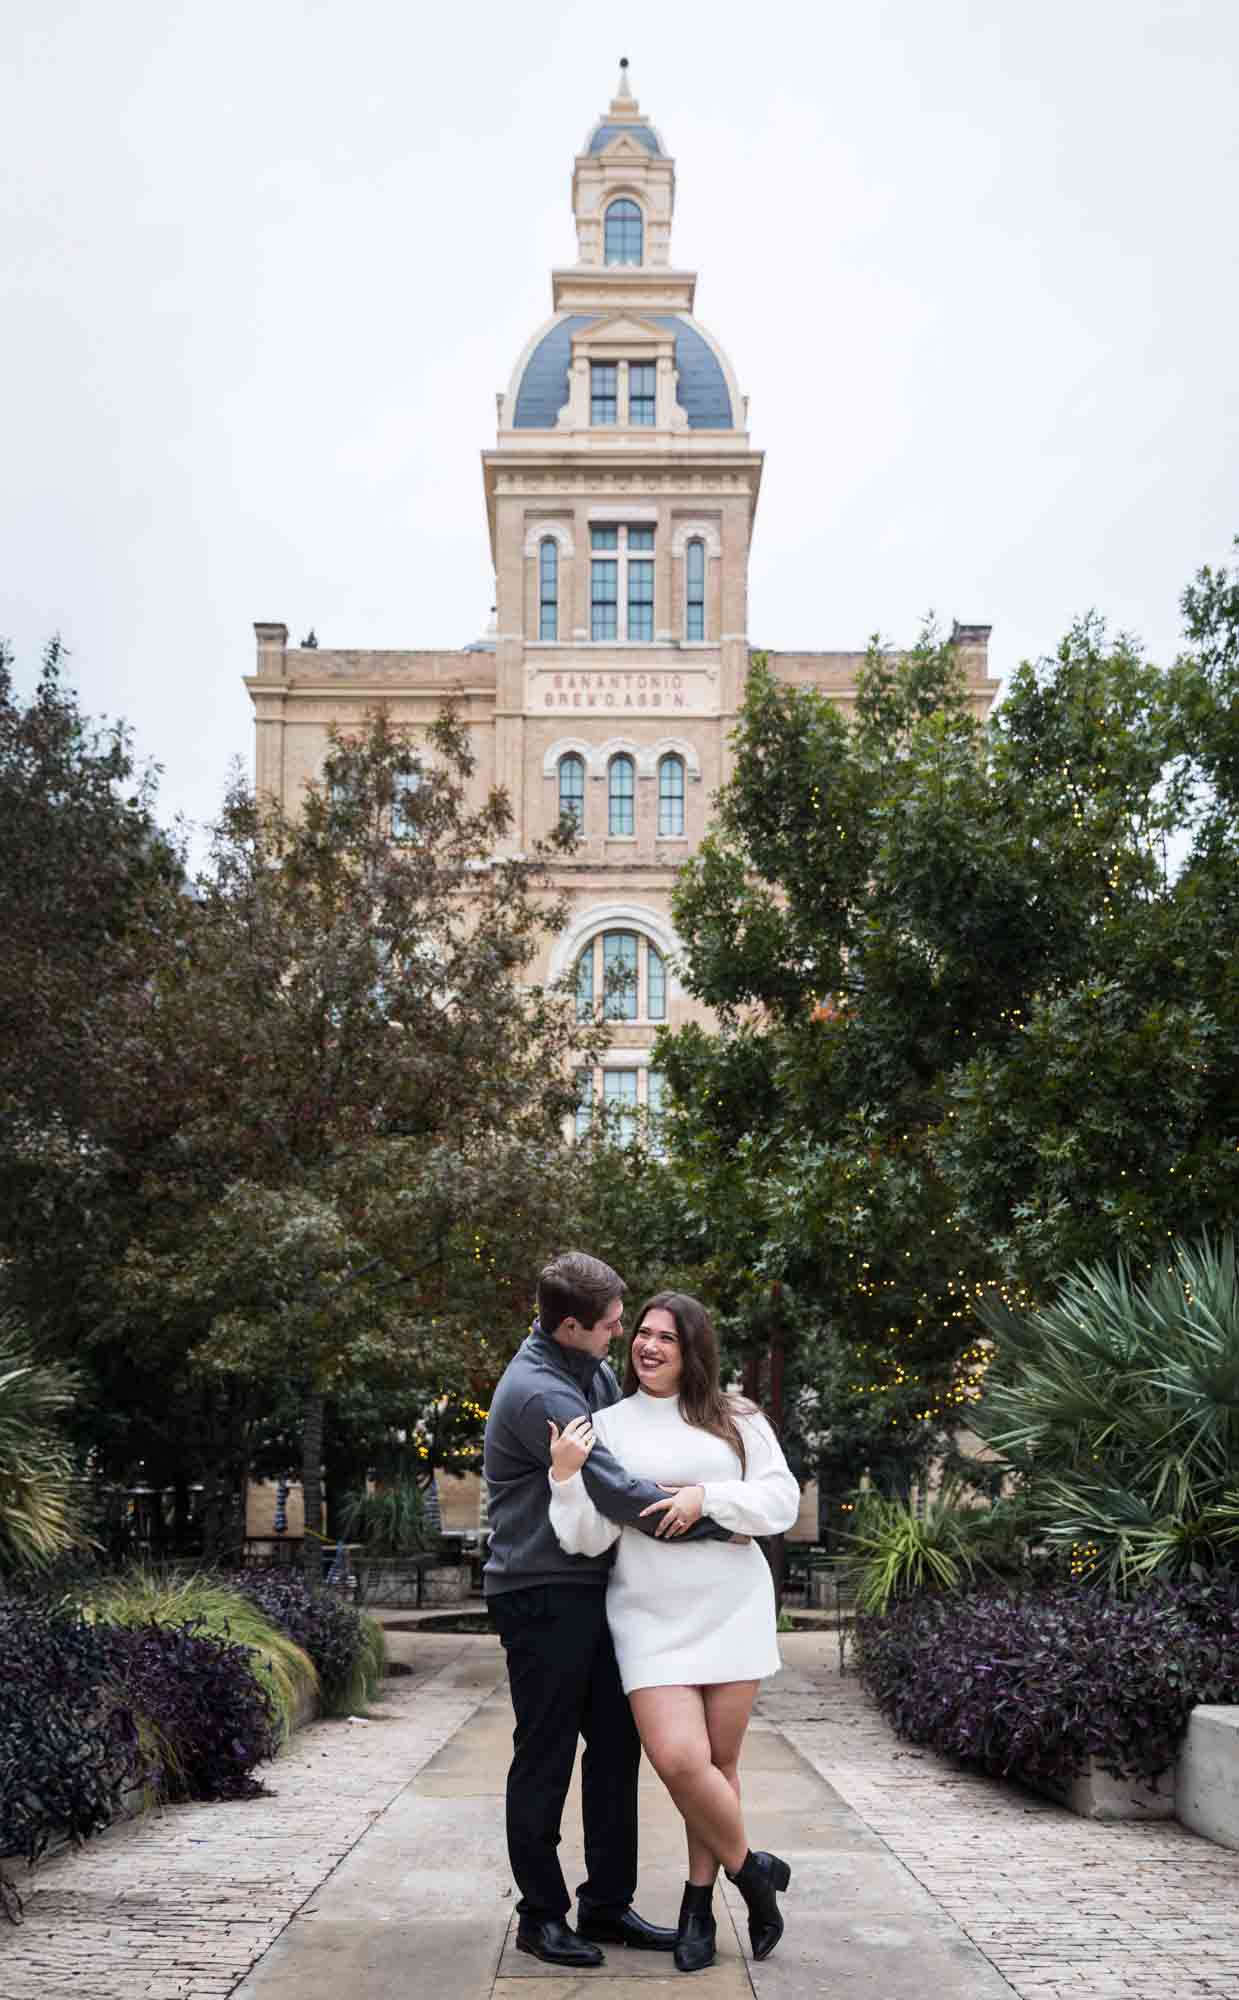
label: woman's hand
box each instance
[640,1482,705,1538]
[548,1415,596,1483]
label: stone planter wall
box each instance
[1031,1705,1239,1840]
[420,1565,470,1607]
[1040,1762,1175,1821]
[1177,1707,1239,1851]
[350,1559,430,1607]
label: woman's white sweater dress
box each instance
[547,1389,800,1694]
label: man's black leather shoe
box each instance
[515,1918,604,1967]
[576,1904,677,1951]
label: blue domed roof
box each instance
[587,121,663,156]
[513,315,733,430]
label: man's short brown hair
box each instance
[538,1251,627,1336]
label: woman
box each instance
[546,1290,800,1974]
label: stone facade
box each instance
[246,63,1000,1124]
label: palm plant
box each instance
[339,1475,428,1557]
[0,1315,85,1575]
[834,1483,993,1614]
[973,1233,1239,1590]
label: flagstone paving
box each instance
[3,1623,1239,1998]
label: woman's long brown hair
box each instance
[622,1291,754,1474]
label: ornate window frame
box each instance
[549,901,682,994]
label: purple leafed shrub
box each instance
[104,1619,280,1802]
[232,1570,364,1706]
[858,1574,1239,1787]
[0,1600,141,1867]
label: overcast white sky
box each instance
[3,1,1236,840]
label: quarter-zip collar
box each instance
[528,1319,604,1391]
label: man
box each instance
[483,1249,734,1968]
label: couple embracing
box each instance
[483,1250,800,1975]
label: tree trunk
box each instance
[301,1388,325,1583]
[197,1389,225,1561]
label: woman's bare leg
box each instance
[686,1681,759,1883]
[629,1686,749,1880]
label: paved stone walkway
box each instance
[3,1625,1239,1999]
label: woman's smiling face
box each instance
[631,1305,683,1396]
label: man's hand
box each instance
[639,1482,705,1538]
[548,1415,595,1483]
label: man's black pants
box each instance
[487,1583,641,1922]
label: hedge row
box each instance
[857,1574,1239,1788]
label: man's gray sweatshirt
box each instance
[482,1324,730,1596]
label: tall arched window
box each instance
[608,753,635,836]
[558,752,584,832]
[647,943,666,1021]
[658,754,685,837]
[539,537,558,640]
[604,198,643,266]
[686,538,706,641]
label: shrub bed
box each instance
[0,1600,139,1869]
[0,1597,281,1917]
[104,1619,280,1803]
[858,1574,1239,1789]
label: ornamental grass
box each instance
[82,1569,318,1743]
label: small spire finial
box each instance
[616,56,634,101]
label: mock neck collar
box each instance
[529,1319,603,1388]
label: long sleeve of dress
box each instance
[701,1413,801,1536]
[547,1467,622,1557]
[528,1386,732,1543]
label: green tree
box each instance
[1,691,601,1563]
[936,570,1239,1285]
[654,602,1204,1492]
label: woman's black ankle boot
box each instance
[725,1849,791,1961]
[674,1882,716,1973]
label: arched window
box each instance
[686,538,706,641]
[647,943,666,1021]
[539,537,558,640]
[604,198,643,266]
[572,928,670,1027]
[658,754,685,837]
[558,752,584,832]
[608,753,635,836]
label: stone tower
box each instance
[246,65,997,1139]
